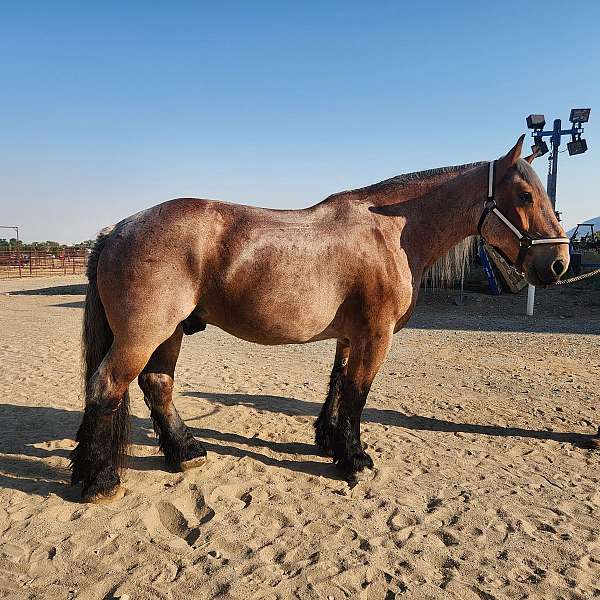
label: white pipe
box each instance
[526,284,535,316]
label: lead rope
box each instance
[552,267,600,286]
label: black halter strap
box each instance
[477,160,570,273]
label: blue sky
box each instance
[1,1,598,243]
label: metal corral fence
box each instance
[0,249,88,279]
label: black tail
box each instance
[71,229,130,485]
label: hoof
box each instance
[83,484,126,505]
[180,456,207,471]
[164,437,207,471]
[335,449,374,477]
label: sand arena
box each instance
[1,275,599,599]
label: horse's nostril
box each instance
[551,259,566,277]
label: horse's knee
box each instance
[138,373,173,407]
[86,370,127,415]
[138,374,206,467]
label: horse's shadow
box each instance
[0,402,334,501]
[0,393,596,501]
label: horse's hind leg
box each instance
[314,341,350,454]
[138,326,207,471]
[72,341,157,503]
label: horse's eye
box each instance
[519,191,533,204]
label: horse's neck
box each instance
[403,166,485,271]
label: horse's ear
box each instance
[502,134,526,165]
[523,148,540,164]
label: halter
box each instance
[477,161,570,272]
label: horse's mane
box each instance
[347,161,485,196]
[425,236,477,289]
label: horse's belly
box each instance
[204,295,339,345]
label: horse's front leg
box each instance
[138,326,207,471]
[314,341,350,455]
[333,328,393,477]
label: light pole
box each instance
[524,109,591,315]
[527,109,590,215]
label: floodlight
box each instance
[569,108,591,124]
[567,138,588,155]
[526,114,546,129]
[531,138,549,156]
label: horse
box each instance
[71,135,570,503]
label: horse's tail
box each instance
[81,226,116,392]
[72,226,130,484]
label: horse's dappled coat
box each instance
[70,137,570,502]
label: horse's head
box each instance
[479,135,570,286]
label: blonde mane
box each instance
[425,236,477,288]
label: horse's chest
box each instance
[390,279,418,329]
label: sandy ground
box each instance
[1,275,599,600]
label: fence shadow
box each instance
[9,284,87,296]
[183,390,598,446]
[52,300,85,309]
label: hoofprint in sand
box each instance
[1,276,599,599]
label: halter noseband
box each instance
[477,161,570,272]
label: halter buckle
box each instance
[519,235,533,249]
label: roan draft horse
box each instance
[72,135,570,503]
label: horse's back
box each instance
[94,198,342,342]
